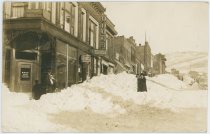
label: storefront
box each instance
[4,30,93,92]
[56,39,77,88]
[100,59,115,75]
[4,32,53,92]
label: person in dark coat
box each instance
[137,73,147,92]
[32,80,43,100]
[46,71,56,93]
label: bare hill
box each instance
[165,51,208,73]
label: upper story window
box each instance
[105,32,112,51]
[63,2,75,35]
[11,2,26,18]
[79,8,86,42]
[88,15,99,49]
[38,2,51,11]
[89,20,97,48]
[29,2,36,9]
[131,47,135,62]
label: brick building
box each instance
[2,2,113,92]
[112,36,137,74]
[136,40,152,74]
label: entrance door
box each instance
[16,62,34,92]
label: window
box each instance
[79,10,86,41]
[39,2,51,11]
[46,2,52,12]
[56,40,77,88]
[88,20,97,48]
[56,40,67,88]
[67,46,77,86]
[94,58,97,74]
[60,3,64,29]
[29,2,36,9]
[15,51,37,60]
[105,34,108,50]
[63,2,75,34]
[38,2,51,20]
[12,2,25,18]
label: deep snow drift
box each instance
[2,72,207,132]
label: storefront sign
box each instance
[100,15,107,50]
[94,50,107,55]
[81,54,91,62]
[20,68,31,80]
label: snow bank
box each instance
[150,74,188,89]
[2,72,207,131]
[2,84,74,132]
[88,72,207,111]
[36,85,126,115]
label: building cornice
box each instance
[90,2,106,14]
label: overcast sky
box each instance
[102,2,208,54]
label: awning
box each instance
[109,62,115,67]
[124,62,131,68]
[102,60,109,66]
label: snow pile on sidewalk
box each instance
[2,84,73,132]
[35,85,126,115]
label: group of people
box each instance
[32,71,56,100]
[136,73,147,92]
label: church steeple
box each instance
[145,32,148,45]
[145,32,147,42]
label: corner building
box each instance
[3,2,108,92]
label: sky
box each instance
[102,2,209,54]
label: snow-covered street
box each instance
[2,72,207,132]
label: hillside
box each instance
[165,51,208,73]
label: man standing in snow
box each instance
[137,73,147,92]
[32,80,43,100]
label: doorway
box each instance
[16,61,34,92]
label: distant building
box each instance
[153,53,167,75]
[136,40,152,74]
[112,36,137,74]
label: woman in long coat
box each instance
[137,73,147,92]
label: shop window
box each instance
[15,51,37,60]
[67,46,77,86]
[68,59,76,86]
[56,40,77,88]
[94,58,97,74]
[56,41,67,88]
[5,49,11,84]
